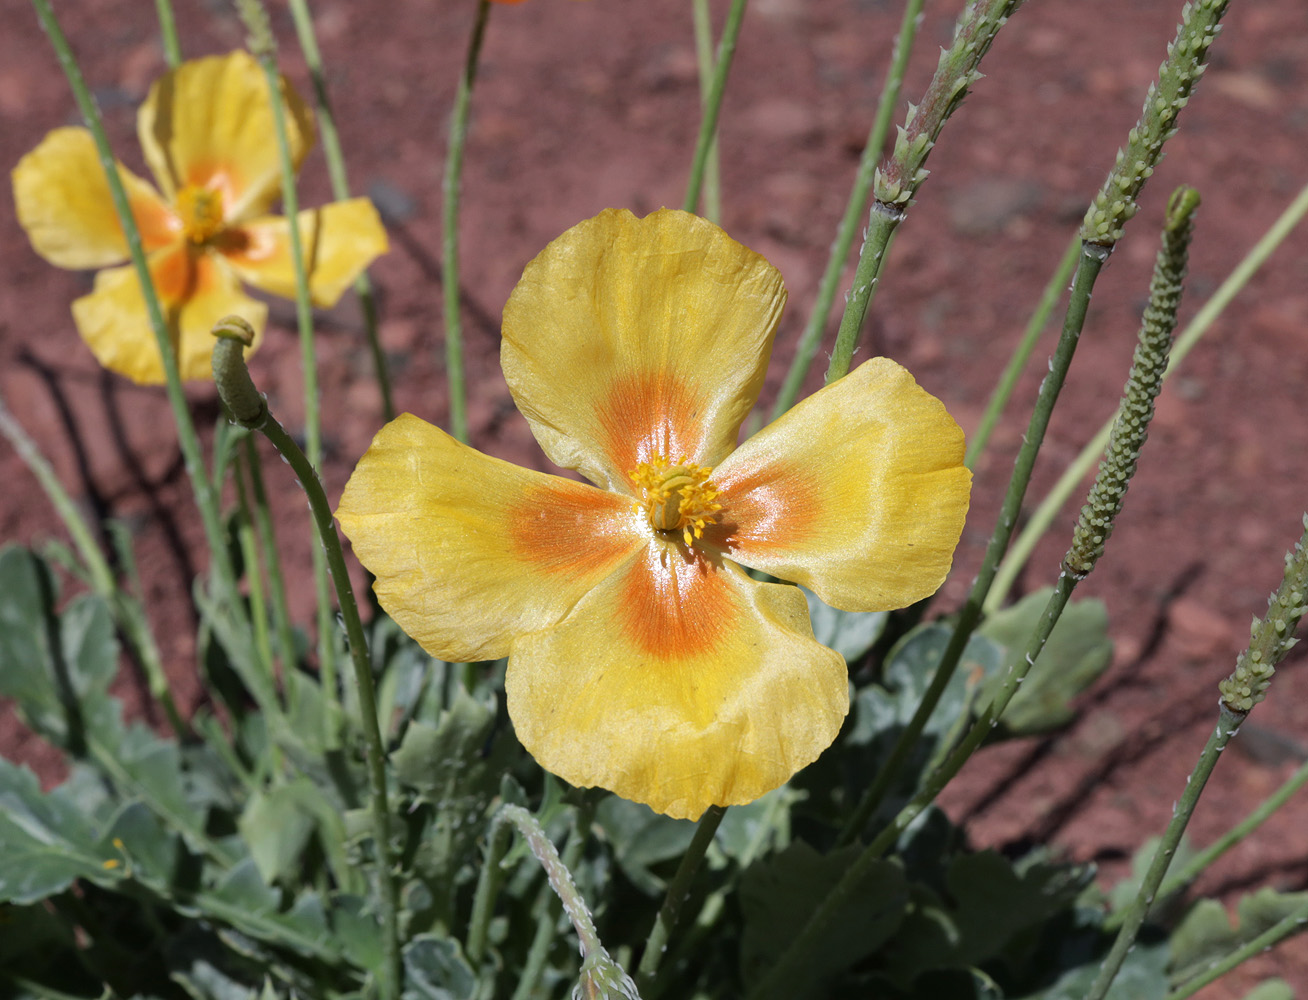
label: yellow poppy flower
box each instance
[336,208,971,820]
[11,51,388,384]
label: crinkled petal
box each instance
[12,127,179,269]
[221,199,388,307]
[71,249,266,384]
[336,414,648,663]
[710,358,971,612]
[501,208,786,494]
[507,544,848,820]
[138,51,314,221]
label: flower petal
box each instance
[507,544,848,820]
[71,249,267,384]
[336,414,648,663]
[710,358,972,612]
[501,208,786,493]
[137,51,314,221]
[12,127,179,269]
[221,199,389,307]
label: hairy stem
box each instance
[637,805,726,992]
[212,322,400,1000]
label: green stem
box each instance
[636,805,726,991]
[443,0,493,445]
[1109,751,1308,933]
[212,325,400,1000]
[691,0,722,223]
[987,179,1308,613]
[32,0,244,635]
[1165,899,1308,1000]
[233,452,277,690]
[104,522,187,738]
[823,203,900,383]
[242,435,299,672]
[771,0,923,419]
[466,817,513,967]
[153,0,182,67]
[241,2,340,732]
[838,244,1109,846]
[647,793,787,1000]
[683,0,746,214]
[286,0,394,422]
[965,233,1080,468]
[509,891,560,1000]
[1085,708,1245,1000]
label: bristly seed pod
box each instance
[1064,186,1200,579]
[1080,0,1228,246]
[1220,515,1308,714]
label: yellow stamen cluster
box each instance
[175,184,226,245]
[630,454,722,546]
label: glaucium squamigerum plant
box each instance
[337,208,971,819]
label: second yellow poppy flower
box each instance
[11,51,388,383]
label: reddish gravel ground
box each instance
[3,1,1308,995]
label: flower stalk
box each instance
[1085,707,1245,1000]
[964,234,1080,468]
[0,395,186,740]
[153,0,182,67]
[788,191,1202,992]
[490,805,634,997]
[1092,506,1308,1000]
[636,805,726,992]
[1064,186,1199,578]
[1146,749,1308,917]
[511,801,599,1000]
[211,317,400,1000]
[242,435,300,674]
[691,0,722,223]
[443,0,493,445]
[236,0,341,732]
[466,816,513,967]
[683,0,747,215]
[1165,898,1308,1000]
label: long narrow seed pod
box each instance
[1065,186,1200,577]
[1081,0,1228,246]
[827,0,1024,383]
